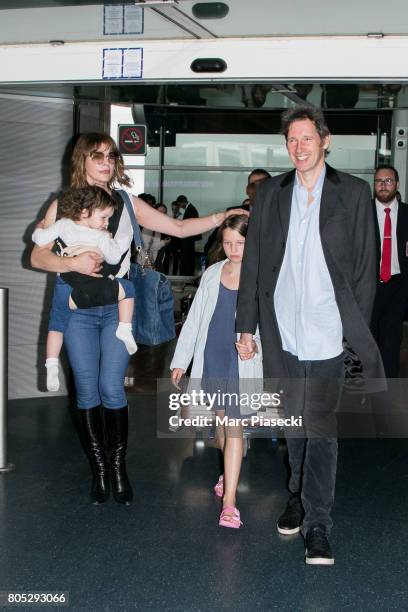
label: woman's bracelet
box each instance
[212,213,223,228]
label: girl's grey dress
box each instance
[202,283,241,418]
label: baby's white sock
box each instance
[45,357,60,392]
[116,322,138,355]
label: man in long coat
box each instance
[236,105,384,565]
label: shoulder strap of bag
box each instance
[116,189,144,248]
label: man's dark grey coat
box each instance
[236,163,385,383]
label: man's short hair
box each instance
[248,169,271,184]
[176,195,188,204]
[280,104,330,141]
[138,192,156,207]
[375,165,399,183]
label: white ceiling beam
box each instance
[1,37,408,84]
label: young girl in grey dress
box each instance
[171,215,262,529]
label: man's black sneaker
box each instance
[277,493,304,535]
[305,525,335,565]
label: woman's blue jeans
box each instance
[63,304,130,410]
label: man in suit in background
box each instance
[236,105,384,565]
[176,195,201,275]
[371,165,408,378]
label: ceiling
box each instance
[1,0,408,39]
[0,1,103,7]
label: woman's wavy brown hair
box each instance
[70,132,131,189]
[208,214,248,265]
[58,186,117,221]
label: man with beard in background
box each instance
[371,165,408,378]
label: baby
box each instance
[32,186,137,392]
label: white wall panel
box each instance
[1,37,408,85]
[0,94,73,399]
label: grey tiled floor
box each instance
[2,391,408,611]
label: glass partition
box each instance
[110,101,392,254]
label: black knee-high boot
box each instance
[103,406,133,505]
[76,406,110,504]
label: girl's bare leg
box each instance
[214,409,225,451]
[222,424,244,509]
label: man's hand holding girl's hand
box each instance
[236,333,258,360]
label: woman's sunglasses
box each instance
[89,151,120,164]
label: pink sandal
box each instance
[219,506,243,529]
[214,474,224,498]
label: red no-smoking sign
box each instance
[118,124,147,155]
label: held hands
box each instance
[235,333,258,361]
[171,368,185,389]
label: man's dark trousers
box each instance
[283,350,344,536]
[371,276,408,378]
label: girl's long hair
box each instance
[70,132,131,190]
[208,214,248,265]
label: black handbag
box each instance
[118,190,176,346]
